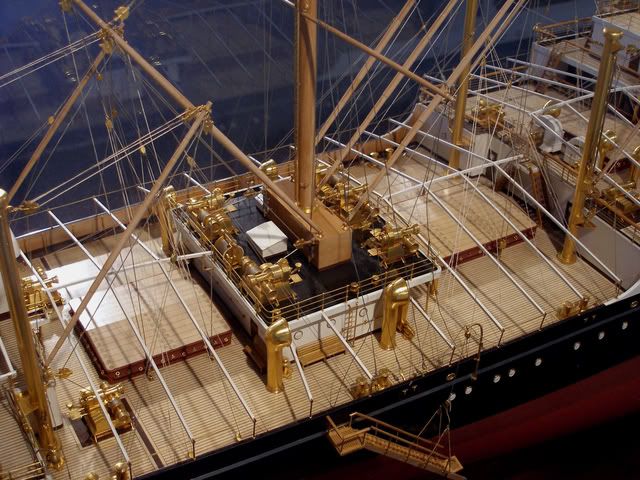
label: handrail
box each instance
[341,427,371,444]
[349,412,445,453]
[366,425,449,459]
[326,416,368,453]
[534,17,593,45]
[329,413,457,473]
[326,416,341,437]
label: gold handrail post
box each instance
[449,0,479,170]
[558,28,623,264]
[0,190,64,469]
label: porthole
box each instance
[573,341,581,351]
[631,300,638,308]
[465,386,473,395]
[622,321,628,330]
[493,374,501,383]
[598,331,605,340]
[293,330,303,340]
[448,393,457,401]
[535,357,542,367]
[508,368,516,377]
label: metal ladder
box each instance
[327,413,465,479]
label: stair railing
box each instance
[326,416,368,454]
[348,413,451,465]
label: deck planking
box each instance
[349,155,537,259]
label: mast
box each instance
[0,190,63,469]
[295,0,318,214]
[449,0,479,170]
[558,28,623,264]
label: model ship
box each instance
[0,0,638,479]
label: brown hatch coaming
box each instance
[67,268,234,384]
[444,227,537,266]
[71,312,232,384]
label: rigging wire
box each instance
[0,36,101,89]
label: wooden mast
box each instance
[295,0,318,214]
[449,0,479,170]
[558,28,623,264]
[0,190,63,469]
[264,0,352,269]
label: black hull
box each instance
[139,292,640,480]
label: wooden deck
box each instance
[0,394,36,474]
[349,155,538,260]
[0,166,618,479]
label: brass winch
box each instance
[21,266,64,318]
[556,297,590,320]
[316,168,379,232]
[364,224,421,266]
[197,209,235,240]
[240,257,301,307]
[67,382,132,442]
[186,188,237,243]
[349,368,394,399]
[186,187,226,212]
[471,99,505,129]
[259,159,279,180]
[214,234,245,271]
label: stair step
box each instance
[327,426,367,456]
[326,414,465,479]
[364,434,464,476]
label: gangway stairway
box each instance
[327,413,465,479]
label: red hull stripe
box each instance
[453,356,640,462]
